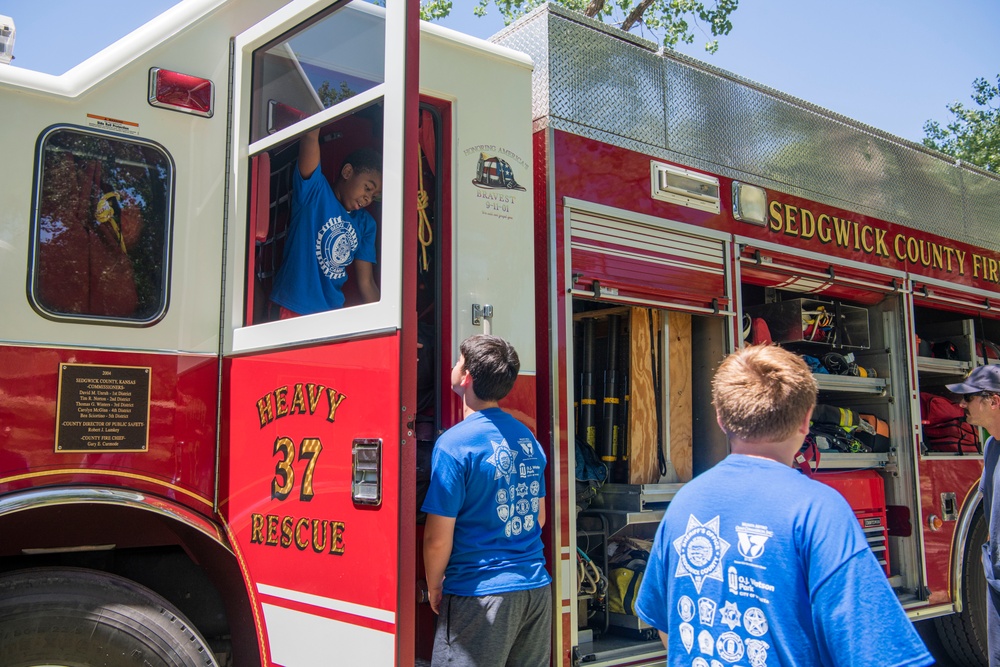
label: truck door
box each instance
[221,1,419,665]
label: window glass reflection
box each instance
[252,3,386,141]
[32,128,172,322]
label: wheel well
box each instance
[0,496,261,667]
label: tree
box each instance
[922,75,1000,173]
[420,0,739,54]
[317,80,356,108]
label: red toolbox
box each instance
[814,470,890,576]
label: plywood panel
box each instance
[668,311,693,482]
[629,308,660,484]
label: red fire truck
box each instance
[1,1,999,665]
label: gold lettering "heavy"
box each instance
[256,384,347,428]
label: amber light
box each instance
[928,515,943,531]
[148,67,214,117]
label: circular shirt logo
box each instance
[315,216,359,280]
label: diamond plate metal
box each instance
[491,6,550,122]
[548,15,663,147]
[493,5,1000,253]
[663,59,966,231]
[494,7,665,148]
[962,168,1000,248]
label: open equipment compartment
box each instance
[737,260,926,604]
[569,298,728,663]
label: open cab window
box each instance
[249,105,386,324]
[28,127,173,325]
[230,0,406,353]
[249,4,384,144]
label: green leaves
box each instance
[419,0,453,21]
[923,75,1000,173]
[420,0,739,52]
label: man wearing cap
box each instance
[947,364,1000,666]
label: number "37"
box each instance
[271,436,323,501]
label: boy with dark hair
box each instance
[270,128,381,316]
[422,335,551,667]
[635,344,932,667]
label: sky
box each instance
[2,0,997,143]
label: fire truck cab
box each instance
[2,1,1000,666]
[0,0,533,664]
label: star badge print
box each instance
[673,515,730,593]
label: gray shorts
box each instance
[431,584,552,667]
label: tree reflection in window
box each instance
[32,129,172,322]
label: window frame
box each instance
[27,124,175,327]
[227,0,408,354]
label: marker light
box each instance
[148,68,214,117]
[650,161,721,214]
[733,181,768,226]
[927,514,943,531]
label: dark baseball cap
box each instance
[946,364,1000,395]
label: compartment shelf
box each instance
[815,452,893,470]
[745,298,870,349]
[589,482,683,513]
[917,356,973,376]
[576,633,664,666]
[582,509,665,537]
[815,374,887,395]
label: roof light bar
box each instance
[148,67,214,117]
[0,15,15,65]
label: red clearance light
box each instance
[148,67,214,117]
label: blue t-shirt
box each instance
[421,408,551,596]
[635,454,932,667]
[270,164,377,315]
[981,436,1000,588]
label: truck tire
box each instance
[934,510,989,666]
[0,567,218,667]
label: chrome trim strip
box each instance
[906,603,958,620]
[0,340,218,357]
[569,289,735,316]
[0,487,229,550]
[951,489,983,611]
[734,234,908,282]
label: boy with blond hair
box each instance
[636,345,931,667]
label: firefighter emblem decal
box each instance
[464,144,529,222]
[473,152,525,191]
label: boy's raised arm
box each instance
[298,128,321,179]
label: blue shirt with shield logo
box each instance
[635,454,932,667]
[422,407,550,596]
